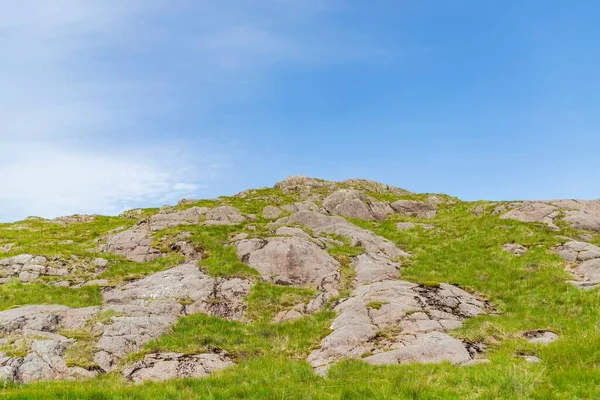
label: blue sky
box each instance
[1,1,599,221]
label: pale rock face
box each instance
[262,206,283,219]
[499,202,560,230]
[307,280,489,374]
[555,241,600,288]
[0,254,68,282]
[551,200,600,233]
[123,352,235,383]
[390,200,438,219]
[0,339,97,384]
[0,263,253,382]
[235,237,340,291]
[203,206,246,226]
[274,176,334,195]
[523,330,559,345]
[351,253,401,284]
[283,211,411,259]
[322,189,393,221]
[100,206,243,262]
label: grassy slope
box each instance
[1,195,600,398]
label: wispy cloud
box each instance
[0,0,380,221]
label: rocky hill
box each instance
[0,176,599,399]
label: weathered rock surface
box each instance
[0,339,97,383]
[204,206,246,226]
[499,202,560,229]
[307,280,489,375]
[323,189,393,221]
[100,206,244,262]
[502,244,528,256]
[523,330,559,345]
[0,263,252,382]
[123,352,234,383]
[555,241,600,288]
[52,214,96,225]
[283,211,410,259]
[351,253,401,284]
[551,200,600,233]
[262,206,283,219]
[390,200,438,219]
[0,254,69,282]
[235,237,340,291]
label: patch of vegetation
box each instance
[0,337,29,357]
[246,282,317,322]
[152,224,259,279]
[137,311,334,363]
[366,301,389,310]
[0,280,101,311]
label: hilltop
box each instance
[0,176,599,399]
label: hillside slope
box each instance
[1,176,599,399]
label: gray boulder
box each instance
[555,241,600,288]
[351,253,401,284]
[235,237,340,291]
[307,280,488,375]
[499,202,560,230]
[390,200,438,219]
[323,189,393,221]
[262,206,283,219]
[123,352,234,383]
[502,244,528,256]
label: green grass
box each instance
[152,224,259,279]
[0,280,101,311]
[2,195,600,398]
[136,311,334,363]
[246,282,317,322]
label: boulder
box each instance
[204,206,246,226]
[123,352,234,384]
[323,189,393,221]
[262,206,283,219]
[0,255,68,282]
[390,200,438,219]
[523,330,559,345]
[502,244,528,256]
[307,280,488,374]
[499,202,560,229]
[235,237,340,291]
[351,253,401,284]
[555,241,600,287]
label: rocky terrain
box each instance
[0,176,599,399]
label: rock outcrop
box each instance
[100,206,245,262]
[499,202,560,230]
[0,263,252,382]
[0,254,69,283]
[282,211,410,259]
[555,241,600,289]
[322,189,393,221]
[308,281,489,375]
[123,352,234,383]
[390,200,438,219]
[235,237,340,291]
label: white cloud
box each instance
[0,145,205,221]
[0,0,380,221]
